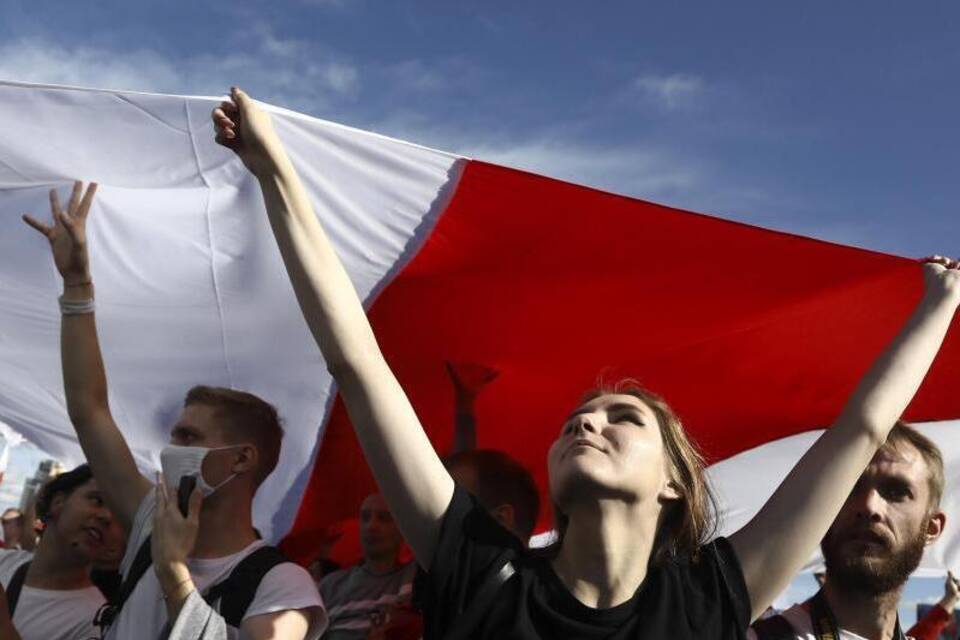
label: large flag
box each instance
[1,81,958,574]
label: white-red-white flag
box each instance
[1,81,957,575]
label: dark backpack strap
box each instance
[202,545,289,628]
[94,535,154,633]
[710,541,750,640]
[5,560,30,616]
[750,614,796,640]
[442,554,518,640]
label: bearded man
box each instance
[750,422,947,640]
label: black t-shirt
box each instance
[420,487,751,639]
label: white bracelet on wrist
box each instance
[58,295,95,315]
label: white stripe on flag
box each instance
[0,80,462,540]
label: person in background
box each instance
[1,509,24,550]
[88,514,127,601]
[306,525,345,585]
[445,361,499,455]
[750,423,948,640]
[906,571,960,640]
[443,361,540,543]
[0,464,113,640]
[320,494,421,640]
[444,450,540,544]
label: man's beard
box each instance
[821,525,927,596]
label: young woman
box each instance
[212,88,960,639]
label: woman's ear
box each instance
[659,479,682,503]
[47,493,66,524]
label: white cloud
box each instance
[367,111,794,217]
[385,60,449,92]
[0,33,799,237]
[633,73,704,111]
[465,139,700,199]
[320,62,360,95]
[0,33,360,111]
[0,41,181,94]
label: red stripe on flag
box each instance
[281,160,960,563]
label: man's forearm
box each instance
[452,405,477,454]
[60,282,111,424]
[157,561,196,621]
[59,281,149,525]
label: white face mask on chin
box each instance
[159,444,248,497]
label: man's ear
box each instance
[490,504,516,536]
[925,510,946,545]
[233,444,258,474]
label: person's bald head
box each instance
[359,494,403,565]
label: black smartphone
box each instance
[177,475,197,517]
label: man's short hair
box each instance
[36,464,93,523]
[884,421,944,510]
[184,386,284,487]
[1,508,22,523]
[445,449,540,540]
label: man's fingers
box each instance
[156,472,171,508]
[22,214,53,237]
[187,487,203,522]
[67,180,83,214]
[49,188,63,217]
[77,182,98,219]
[54,210,80,242]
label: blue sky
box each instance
[1,1,958,256]
[1,0,958,624]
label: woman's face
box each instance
[547,393,675,512]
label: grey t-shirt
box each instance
[319,562,417,639]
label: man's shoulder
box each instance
[248,550,322,607]
[0,548,32,583]
[244,556,325,636]
[0,548,32,562]
[748,604,813,640]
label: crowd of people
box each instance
[0,87,957,639]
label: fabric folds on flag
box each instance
[0,81,957,573]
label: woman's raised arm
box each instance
[213,88,454,568]
[729,258,960,621]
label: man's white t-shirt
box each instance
[747,604,914,640]
[0,548,105,640]
[106,492,326,640]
